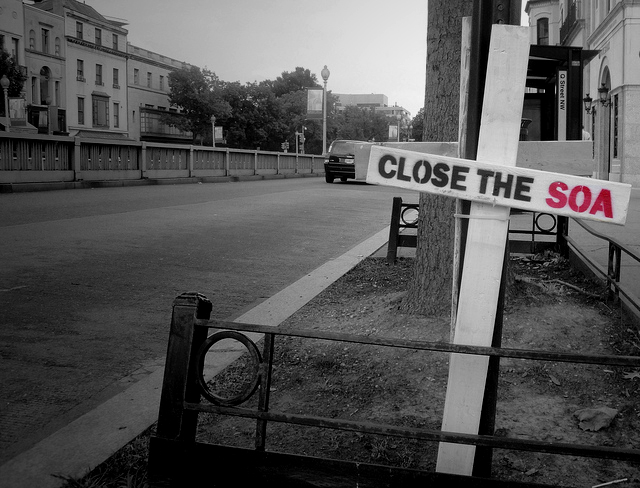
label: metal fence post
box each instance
[386,197,403,264]
[557,216,569,258]
[73,136,82,181]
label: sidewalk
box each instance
[566,188,640,307]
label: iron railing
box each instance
[147,292,640,487]
[564,218,640,311]
[560,1,580,44]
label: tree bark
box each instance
[401,0,473,317]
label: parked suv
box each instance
[323,140,372,183]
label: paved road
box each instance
[0,177,416,465]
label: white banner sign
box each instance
[366,145,631,225]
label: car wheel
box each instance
[340,177,347,182]
[325,172,334,183]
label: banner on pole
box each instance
[306,88,323,119]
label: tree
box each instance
[410,108,425,142]
[271,67,329,154]
[222,81,288,151]
[270,67,318,97]
[0,50,27,116]
[401,0,473,316]
[166,66,230,143]
[334,106,390,142]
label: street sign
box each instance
[366,145,631,225]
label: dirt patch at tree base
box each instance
[195,254,640,488]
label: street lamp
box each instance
[1,75,11,132]
[395,113,401,142]
[210,114,216,147]
[321,65,330,155]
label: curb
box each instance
[0,172,323,193]
[0,227,392,488]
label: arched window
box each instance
[40,66,51,105]
[537,18,549,45]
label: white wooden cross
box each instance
[366,25,631,475]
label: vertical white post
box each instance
[436,25,530,475]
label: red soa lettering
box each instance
[546,181,613,219]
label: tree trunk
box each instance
[401,0,473,316]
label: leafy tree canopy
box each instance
[166,66,231,143]
[269,67,319,98]
[165,65,406,153]
[0,51,27,115]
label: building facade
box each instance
[126,43,192,143]
[527,0,640,186]
[23,2,65,132]
[0,0,26,70]
[35,0,129,138]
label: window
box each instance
[78,97,85,124]
[29,30,35,50]
[92,94,109,127]
[42,29,49,53]
[31,77,37,103]
[537,18,549,45]
[613,94,619,159]
[159,75,164,90]
[113,102,120,128]
[55,37,60,56]
[77,59,85,81]
[147,72,152,88]
[76,22,83,40]
[96,64,103,85]
[112,34,118,50]
[113,68,119,88]
[95,28,102,46]
[11,38,18,62]
[0,35,4,51]
[55,81,60,106]
[134,68,139,85]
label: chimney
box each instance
[51,0,65,16]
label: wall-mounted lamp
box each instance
[584,83,610,115]
[597,83,610,107]
[583,93,595,115]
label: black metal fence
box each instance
[147,292,640,487]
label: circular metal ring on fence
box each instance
[534,212,557,233]
[401,206,419,226]
[196,330,262,406]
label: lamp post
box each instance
[321,65,330,155]
[1,75,11,132]
[210,114,216,147]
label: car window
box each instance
[329,142,357,155]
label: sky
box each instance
[84,1,529,119]
[83,0,429,117]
